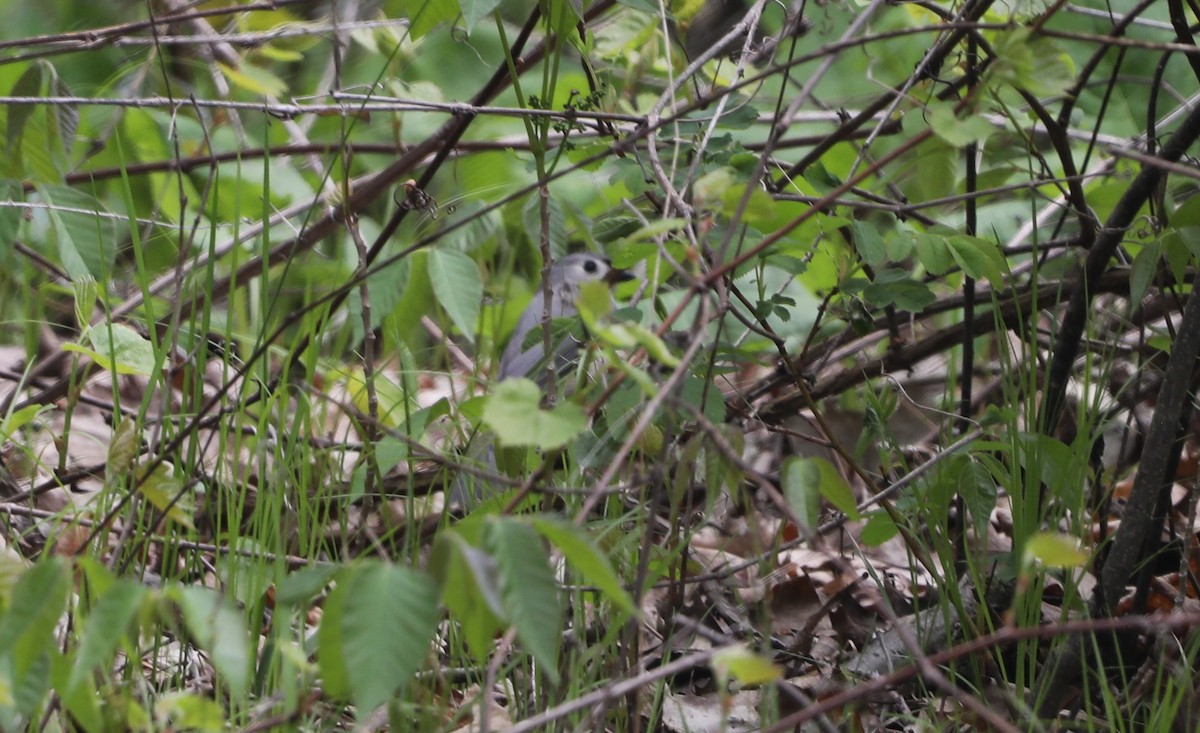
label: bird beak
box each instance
[605,266,635,285]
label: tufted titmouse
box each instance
[448,253,633,507]
[497,253,634,382]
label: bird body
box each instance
[497,253,632,382]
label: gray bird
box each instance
[497,253,634,382]
[449,252,634,508]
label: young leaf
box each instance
[487,519,564,682]
[482,379,587,450]
[781,457,822,529]
[339,562,440,715]
[0,559,69,686]
[173,586,250,698]
[430,532,505,661]
[711,644,782,687]
[530,517,637,615]
[1023,532,1088,568]
[947,235,1008,287]
[68,581,148,692]
[428,248,483,344]
[62,323,156,376]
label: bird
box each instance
[496,252,634,382]
[448,252,634,508]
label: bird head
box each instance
[548,253,634,308]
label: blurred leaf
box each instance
[959,459,997,538]
[1128,243,1158,304]
[947,235,1008,287]
[862,270,935,311]
[521,194,567,259]
[154,692,224,732]
[52,653,101,733]
[711,644,782,686]
[275,566,336,606]
[914,231,954,275]
[316,578,349,700]
[927,101,994,147]
[0,559,69,690]
[340,562,439,714]
[106,418,140,474]
[68,581,147,692]
[483,379,587,450]
[173,586,250,697]
[531,516,637,615]
[860,512,899,546]
[461,0,502,32]
[1024,531,1087,568]
[430,532,504,661]
[487,519,563,682]
[349,254,409,345]
[782,456,822,529]
[428,247,482,343]
[62,323,156,376]
[7,61,76,183]
[218,62,287,97]
[990,28,1074,98]
[852,221,886,268]
[694,167,735,211]
[36,185,117,280]
[0,404,47,442]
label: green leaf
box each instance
[36,185,117,280]
[408,0,461,38]
[136,463,194,529]
[521,193,567,259]
[275,566,336,606]
[429,532,505,662]
[947,235,1008,287]
[781,457,822,529]
[958,460,997,538]
[52,652,102,733]
[487,519,563,682]
[173,586,250,697]
[0,559,69,682]
[914,231,954,275]
[927,102,994,148]
[316,579,349,700]
[107,417,140,473]
[0,405,47,442]
[990,28,1074,98]
[783,456,859,523]
[340,562,439,714]
[1023,531,1087,568]
[154,692,225,732]
[460,0,502,32]
[69,581,147,692]
[530,517,637,615]
[711,644,782,686]
[218,62,287,97]
[482,379,588,450]
[860,512,899,545]
[428,248,482,344]
[852,221,886,268]
[1132,241,1161,303]
[862,270,936,311]
[613,218,687,246]
[817,464,861,521]
[7,61,77,183]
[62,323,156,376]
[348,252,409,344]
[693,167,736,210]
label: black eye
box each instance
[583,259,599,274]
